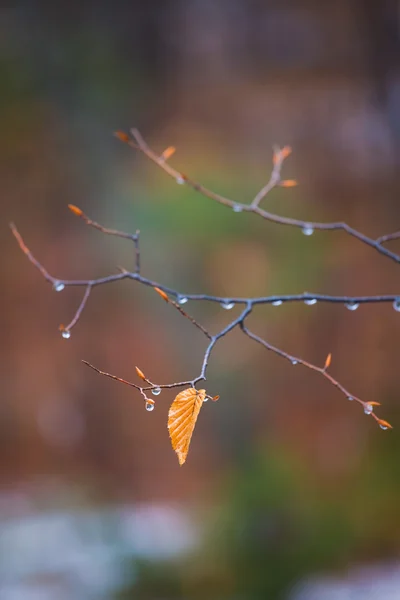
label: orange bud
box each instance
[154,287,169,302]
[324,353,332,369]
[377,418,393,430]
[161,146,176,161]
[280,146,292,159]
[135,366,146,381]
[68,204,83,217]
[273,146,292,164]
[212,395,220,402]
[280,180,298,187]
[368,401,381,407]
[114,131,130,143]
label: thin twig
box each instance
[376,231,400,245]
[118,129,400,266]
[64,284,92,332]
[240,323,389,428]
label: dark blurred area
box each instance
[2,1,400,598]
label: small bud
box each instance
[377,418,393,430]
[114,131,130,143]
[273,145,292,164]
[68,204,83,217]
[212,395,220,402]
[160,146,176,161]
[135,366,146,381]
[324,353,332,369]
[368,401,381,407]
[280,179,298,188]
[280,146,292,160]
[154,287,169,302]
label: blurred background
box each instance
[2,1,400,598]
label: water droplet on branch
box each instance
[345,302,359,311]
[380,423,388,430]
[176,176,185,185]
[364,403,373,415]
[145,401,155,412]
[61,330,71,339]
[232,204,243,213]
[291,359,298,365]
[53,281,65,292]
[347,396,354,401]
[177,296,188,305]
[272,300,283,306]
[152,387,161,396]
[302,225,314,236]
[221,301,235,310]
[393,298,400,312]
[304,298,317,305]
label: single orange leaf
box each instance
[114,131,130,143]
[68,204,83,217]
[280,179,298,187]
[135,366,146,381]
[168,387,206,465]
[324,353,332,369]
[161,146,176,161]
[154,287,169,302]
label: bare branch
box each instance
[11,130,398,432]
[117,129,400,266]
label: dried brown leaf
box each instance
[168,387,206,465]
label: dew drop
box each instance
[151,387,161,396]
[302,225,314,236]
[364,403,373,415]
[177,296,188,305]
[53,281,65,292]
[221,301,235,310]
[393,298,400,312]
[291,359,298,365]
[345,302,359,311]
[232,204,243,213]
[379,423,388,430]
[176,176,185,185]
[203,398,208,402]
[145,401,155,412]
[347,396,354,401]
[272,300,283,306]
[61,330,71,339]
[304,298,317,306]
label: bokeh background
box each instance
[2,1,400,598]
